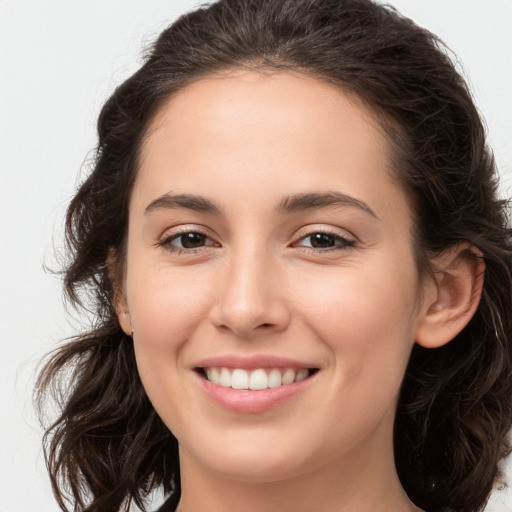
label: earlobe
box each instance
[107,249,133,336]
[415,244,485,349]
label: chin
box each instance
[182,430,315,484]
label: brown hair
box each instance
[36,1,512,511]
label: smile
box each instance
[203,367,313,390]
[194,356,320,412]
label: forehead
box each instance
[142,69,386,165]
[135,70,410,225]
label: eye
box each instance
[295,231,355,251]
[160,230,218,252]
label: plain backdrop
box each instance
[1,1,511,511]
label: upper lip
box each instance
[194,354,320,370]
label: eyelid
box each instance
[293,224,356,242]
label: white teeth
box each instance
[204,367,313,390]
[231,369,249,389]
[219,368,231,387]
[249,369,268,390]
[268,368,282,388]
[281,368,295,385]
[210,367,220,383]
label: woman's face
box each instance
[119,70,432,482]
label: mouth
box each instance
[196,367,319,390]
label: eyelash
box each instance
[158,229,356,254]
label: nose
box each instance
[209,248,291,339]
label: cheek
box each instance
[293,265,420,445]
[126,266,215,437]
[128,264,211,337]
[292,260,420,385]
[296,261,418,333]
[125,264,214,390]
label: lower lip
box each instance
[197,372,316,414]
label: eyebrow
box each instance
[277,191,378,218]
[145,193,221,215]
[144,191,377,219]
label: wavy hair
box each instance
[36,1,512,511]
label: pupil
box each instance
[181,232,206,248]
[311,233,335,248]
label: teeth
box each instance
[219,368,231,387]
[249,369,268,390]
[281,369,295,385]
[204,367,312,390]
[268,368,282,388]
[295,369,309,382]
[231,369,249,389]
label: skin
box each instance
[115,70,483,512]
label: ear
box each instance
[415,244,485,349]
[107,249,133,336]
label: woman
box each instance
[36,0,512,511]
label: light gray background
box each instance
[1,1,511,511]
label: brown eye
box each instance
[309,233,337,248]
[296,232,355,251]
[176,232,208,248]
[161,230,218,252]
